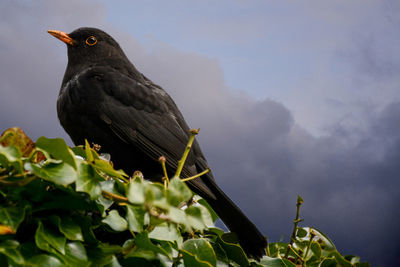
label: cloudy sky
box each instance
[1,0,399,265]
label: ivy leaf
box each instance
[35,221,66,255]
[167,177,192,206]
[102,210,128,232]
[86,243,122,266]
[127,178,145,204]
[181,250,213,267]
[182,239,217,267]
[0,145,23,172]
[25,162,77,186]
[36,137,77,169]
[135,231,171,259]
[0,127,36,157]
[217,233,249,267]
[27,254,64,267]
[76,162,104,199]
[126,205,146,233]
[259,256,296,267]
[0,240,24,265]
[51,216,84,241]
[168,207,191,230]
[148,222,183,245]
[185,206,206,230]
[0,204,28,232]
[197,197,219,223]
[92,159,128,179]
[296,227,307,238]
[64,241,89,267]
[84,139,95,162]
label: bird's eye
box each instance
[85,36,98,46]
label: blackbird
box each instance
[48,27,267,259]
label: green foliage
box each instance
[0,127,369,266]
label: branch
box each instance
[174,129,199,178]
[284,195,304,258]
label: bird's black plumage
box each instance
[49,27,267,259]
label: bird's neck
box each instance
[62,58,145,86]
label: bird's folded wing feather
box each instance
[79,66,198,174]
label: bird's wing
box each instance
[77,66,201,175]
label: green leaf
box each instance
[167,177,192,206]
[0,240,24,265]
[168,207,191,230]
[144,182,165,204]
[76,162,104,199]
[149,222,183,245]
[311,228,336,252]
[84,139,94,162]
[105,255,122,267]
[102,210,128,232]
[120,256,160,266]
[259,256,296,267]
[319,258,338,267]
[93,159,128,179]
[28,254,64,267]
[127,179,145,204]
[25,162,77,186]
[344,254,361,264]
[0,145,23,172]
[181,250,214,267]
[35,221,66,255]
[0,204,28,232]
[217,233,249,267]
[267,242,288,257]
[182,238,217,267]
[64,241,89,267]
[71,145,85,158]
[327,251,353,267]
[296,227,307,238]
[86,244,122,266]
[36,137,77,169]
[53,216,84,241]
[135,231,171,259]
[126,205,146,233]
[197,197,219,223]
[185,206,207,230]
[310,242,321,260]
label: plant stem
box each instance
[174,129,199,179]
[284,195,304,258]
[158,156,169,187]
[0,175,36,186]
[102,190,129,203]
[303,231,315,263]
[288,244,304,264]
[181,168,210,182]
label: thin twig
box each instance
[284,195,304,258]
[181,168,210,182]
[303,229,316,262]
[102,190,129,203]
[0,176,36,186]
[159,156,169,189]
[174,129,199,178]
[288,244,304,264]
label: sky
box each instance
[1,0,399,265]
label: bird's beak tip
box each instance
[48,29,76,46]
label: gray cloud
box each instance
[1,1,399,266]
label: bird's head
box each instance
[48,27,129,67]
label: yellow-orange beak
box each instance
[47,30,76,46]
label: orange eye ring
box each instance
[85,36,98,46]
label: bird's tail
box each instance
[191,175,267,260]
